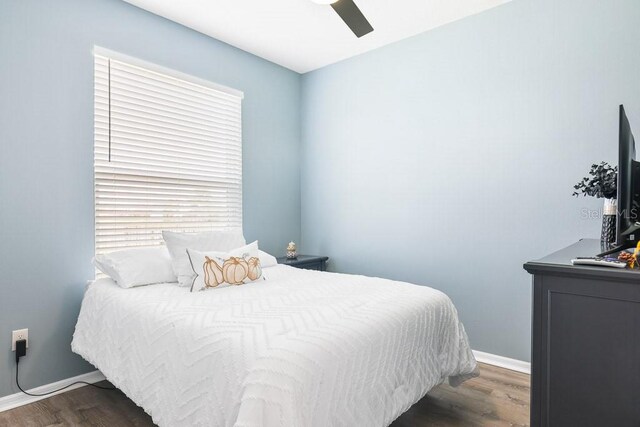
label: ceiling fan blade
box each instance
[330,0,374,38]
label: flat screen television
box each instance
[598,105,640,256]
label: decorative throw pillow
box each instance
[258,250,278,268]
[93,246,176,288]
[187,241,264,292]
[162,229,246,287]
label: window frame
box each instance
[93,47,244,256]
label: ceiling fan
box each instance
[311,0,374,38]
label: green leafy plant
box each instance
[572,162,617,199]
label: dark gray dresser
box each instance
[524,239,640,427]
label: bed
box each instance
[72,264,477,427]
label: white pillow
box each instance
[162,229,246,287]
[259,250,278,268]
[187,241,264,292]
[93,246,176,288]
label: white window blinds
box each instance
[94,49,243,254]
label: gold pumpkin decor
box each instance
[246,257,262,281]
[286,241,297,259]
[203,256,224,288]
[222,257,249,285]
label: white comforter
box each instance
[72,265,477,427]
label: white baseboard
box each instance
[473,350,531,374]
[0,370,105,413]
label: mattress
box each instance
[72,265,477,427]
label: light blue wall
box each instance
[301,0,640,361]
[0,0,301,398]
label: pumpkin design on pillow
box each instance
[203,256,224,288]
[247,257,262,281]
[222,257,249,285]
[189,244,264,292]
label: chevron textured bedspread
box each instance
[72,265,477,427]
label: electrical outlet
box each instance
[12,329,28,352]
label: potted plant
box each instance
[573,162,618,243]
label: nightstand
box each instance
[276,255,329,271]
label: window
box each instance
[94,48,244,255]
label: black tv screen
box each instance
[616,105,640,245]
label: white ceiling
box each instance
[123,0,511,74]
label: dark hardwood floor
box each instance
[0,363,529,426]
